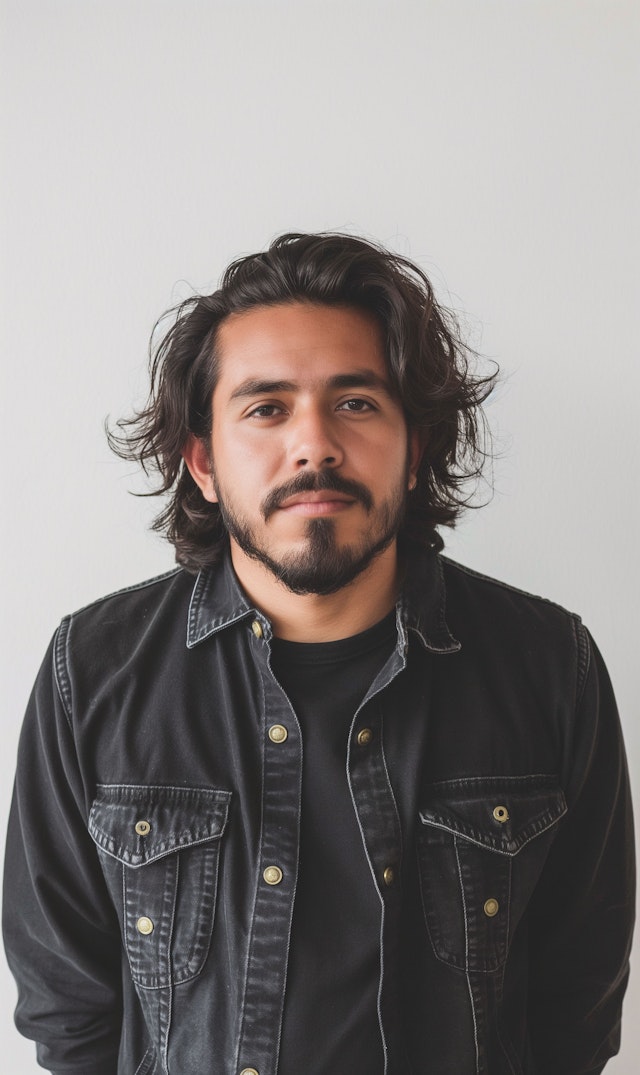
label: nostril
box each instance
[297,456,336,467]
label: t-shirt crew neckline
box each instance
[270,608,398,665]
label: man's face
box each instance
[191,302,420,595]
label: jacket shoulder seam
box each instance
[53,616,73,731]
[66,567,183,619]
[440,555,583,622]
[572,618,591,707]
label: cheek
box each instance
[215,439,277,495]
[368,431,411,473]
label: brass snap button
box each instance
[251,620,263,639]
[240,1069,259,1075]
[492,805,509,823]
[135,820,151,836]
[357,728,373,746]
[136,916,154,935]
[383,866,395,887]
[268,724,288,744]
[483,898,499,918]
[263,865,283,886]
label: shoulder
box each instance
[58,568,195,660]
[439,555,586,673]
[440,555,581,623]
[67,567,191,623]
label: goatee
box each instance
[212,467,408,596]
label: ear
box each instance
[408,428,426,490]
[182,435,218,503]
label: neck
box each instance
[229,541,400,642]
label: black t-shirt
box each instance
[270,612,397,1074]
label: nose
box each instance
[287,406,344,470]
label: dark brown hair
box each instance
[108,232,496,572]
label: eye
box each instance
[246,403,285,419]
[337,398,376,413]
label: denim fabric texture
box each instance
[2,545,635,1075]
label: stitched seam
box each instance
[134,1047,154,1075]
[377,706,399,1075]
[91,831,226,867]
[416,841,465,969]
[425,773,558,790]
[455,838,480,1073]
[162,857,178,1073]
[234,653,267,1073]
[434,555,460,652]
[94,783,232,798]
[501,860,517,1073]
[378,887,388,1075]
[418,810,567,855]
[53,617,73,731]
[345,709,388,1066]
[122,864,134,975]
[187,607,253,647]
[264,653,303,1073]
[573,619,591,708]
[345,643,410,1071]
[187,570,205,642]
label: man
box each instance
[3,232,635,1074]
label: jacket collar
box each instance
[396,543,461,654]
[186,541,460,655]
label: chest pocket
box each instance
[417,775,566,974]
[89,784,231,989]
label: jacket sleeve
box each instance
[2,622,122,1075]
[527,622,635,1074]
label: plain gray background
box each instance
[1,1,638,1071]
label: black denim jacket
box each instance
[3,547,635,1075]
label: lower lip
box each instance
[279,500,356,517]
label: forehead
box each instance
[214,302,388,391]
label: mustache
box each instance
[261,470,374,520]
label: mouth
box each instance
[277,492,357,517]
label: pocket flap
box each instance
[89,784,232,866]
[419,776,567,856]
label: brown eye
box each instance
[338,399,375,412]
[247,404,283,418]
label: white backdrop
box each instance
[1,1,638,1071]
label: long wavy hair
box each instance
[108,232,497,572]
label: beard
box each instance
[212,466,408,596]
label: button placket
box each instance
[236,647,301,1073]
[348,707,402,909]
[346,651,408,1073]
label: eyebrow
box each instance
[228,371,394,402]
